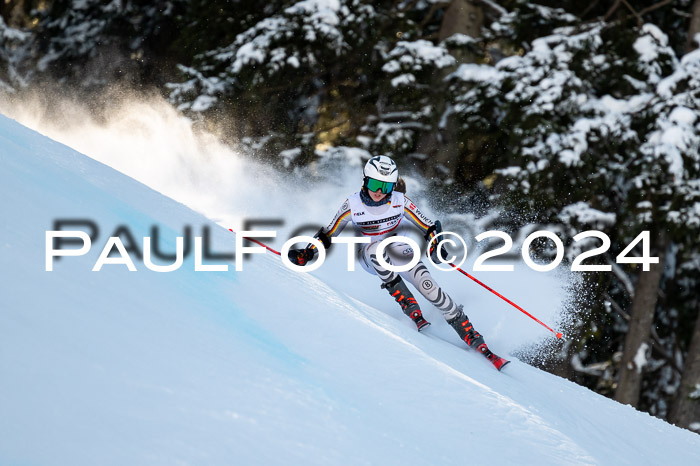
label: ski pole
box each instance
[228,229,281,256]
[448,262,563,339]
[230,230,563,339]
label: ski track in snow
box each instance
[1,112,700,465]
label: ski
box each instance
[487,352,510,371]
[478,344,510,371]
[416,323,509,371]
[415,319,431,332]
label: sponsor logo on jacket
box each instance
[356,214,401,226]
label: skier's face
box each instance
[368,188,387,202]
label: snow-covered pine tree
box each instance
[0,14,30,92]
[361,38,457,162]
[446,3,700,420]
[32,0,184,90]
[167,0,381,165]
[166,0,483,172]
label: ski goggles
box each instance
[365,177,395,194]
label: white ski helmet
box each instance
[363,155,399,194]
[364,155,398,182]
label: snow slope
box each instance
[1,112,699,466]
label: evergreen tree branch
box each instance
[638,0,675,17]
[605,292,631,321]
[420,1,450,29]
[610,260,635,299]
[604,0,622,21]
[582,0,602,19]
[397,0,420,13]
[650,326,682,373]
[475,0,507,17]
[620,0,644,27]
[605,292,682,373]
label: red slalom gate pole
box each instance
[228,229,281,256]
[449,263,563,339]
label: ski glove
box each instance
[288,247,315,266]
[425,220,450,264]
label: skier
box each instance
[288,155,509,370]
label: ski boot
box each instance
[447,305,510,371]
[447,305,485,348]
[382,276,431,331]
